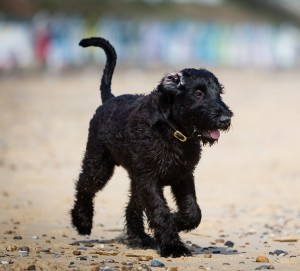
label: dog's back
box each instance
[91,94,143,139]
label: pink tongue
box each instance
[203,130,220,139]
[210,130,220,139]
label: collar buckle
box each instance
[173,130,187,142]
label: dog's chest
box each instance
[139,141,201,182]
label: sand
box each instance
[0,68,299,270]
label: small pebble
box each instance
[212,250,221,254]
[94,250,118,256]
[13,236,22,240]
[215,238,225,243]
[204,253,212,258]
[18,247,30,257]
[77,247,88,251]
[32,235,39,239]
[52,254,61,258]
[27,265,36,270]
[256,256,269,263]
[168,267,178,271]
[150,260,165,267]
[255,265,275,270]
[269,249,288,256]
[69,241,80,246]
[273,237,298,242]
[121,261,133,266]
[138,256,153,261]
[6,245,17,252]
[93,244,105,249]
[85,243,94,247]
[224,240,234,247]
[248,228,257,234]
[104,259,115,263]
[79,257,87,261]
[19,246,30,252]
[73,250,81,255]
[199,266,211,270]
[1,260,12,265]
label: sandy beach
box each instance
[0,68,299,270]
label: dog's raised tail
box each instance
[79,37,116,103]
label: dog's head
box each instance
[157,68,233,145]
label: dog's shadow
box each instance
[69,233,127,246]
[70,234,239,257]
[192,246,239,256]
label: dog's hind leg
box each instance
[71,133,115,235]
[125,182,156,248]
[171,175,202,232]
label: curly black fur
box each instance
[71,37,233,257]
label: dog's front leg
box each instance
[134,179,192,258]
[171,175,202,232]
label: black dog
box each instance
[71,37,233,257]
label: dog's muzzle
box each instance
[200,114,232,142]
[217,115,231,129]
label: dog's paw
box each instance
[71,207,92,235]
[139,234,157,249]
[127,233,157,249]
[160,242,192,258]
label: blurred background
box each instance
[0,2,300,270]
[1,0,300,222]
[0,0,300,72]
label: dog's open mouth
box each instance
[201,130,220,140]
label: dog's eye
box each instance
[195,90,205,99]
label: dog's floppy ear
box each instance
[157,72,184,95]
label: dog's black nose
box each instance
[218,115,231,127]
